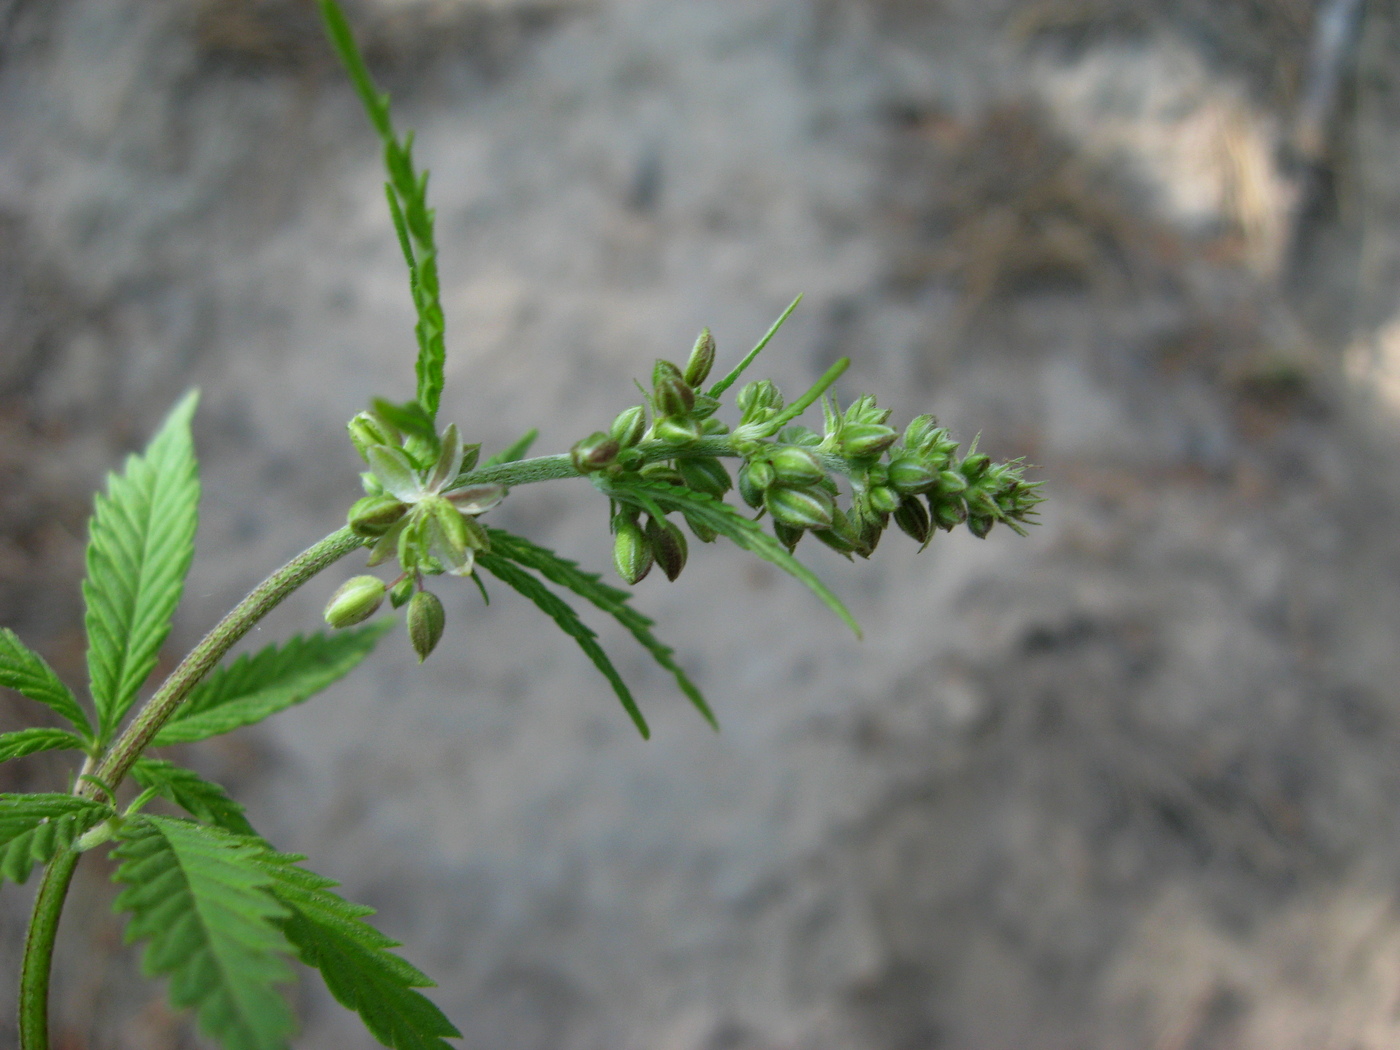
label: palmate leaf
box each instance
[0,728,88,764]
[131,759,256,836]
[0,628,93,738]
[476,553,651,739]
[84,390,201,743]
[254,851,460,1050]
[485,529,717,729]
[612,480,862,637]
[153,622,391,747]
[111,816,295,1050]
[0,794,112,884]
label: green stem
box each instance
[17,526,364,1050]
[18,850,79,1050]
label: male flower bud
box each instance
[769,446,825,487]
[348,495,409,537]
[653,359,684,387]
[407,590,446,662]
[903,414,938,452]
[766,485,834,531]
[347,411,399,462]
[737,380,783,422]
[613,516,653,584]
[967,513,996,539]
[893,495,933,544]
[389,576,415,609]
[654,376,696,418]
[684,328,716,387]
[887,454,937,495]
[646,516,689,581]
[324,576,386,628]
[677,456,732,499]
[609,405,647,448]
[738,462,766,508]
[571,432,621,473]
[867,484,901,516]
[960,453,991,480]
[773,520,803,552]
[930,495,967,531]
[840,422,898,459]
[653,416,702,444]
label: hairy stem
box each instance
[18,850,79,1050]
[18,527,364,1050]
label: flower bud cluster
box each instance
[572,328,1041,583]
[333,407,506,660]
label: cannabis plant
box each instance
[0,4,1041,1048]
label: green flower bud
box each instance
[867,484,901,516]
[701,416,730,436]
[677,455,732,498]
[613,517,654,584]
[746,459,776,491]
[769,446,825,487]
[887,454,937,495]
[840,422,898,459]
[570,432,621,473]
[812,527,858,557]
[737,462,766,509]
[652,416,702,444]
[389,576,414,609]
[893,495,933,544]
[347,494,409,537]
[654,376,696,419]
[843,395,891,427]
[682,509,718,543]
[737,379,783,422]
[653,359,684,387]
[646,515,689,581]
[690,393,721,420]
[775,424,821,447]
[684,328,716,387]
[935,470,968,496]
[639,462,686,486]
[609,406,647,448]
[903,414,938,451]
[960,453,991,480]
[766,485,834,530]
[967,513,996,539]
[929,494,967,531]
[773,520,803,552]
[347,411,400,462]
[407,590,446,662]
[324,575,386,628]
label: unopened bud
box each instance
[389,576,414,609]
[893,496,933,544]
[609,406,647,448]
[903,414,938,451]
[935,470,968,496]
[930,495,967,531]
[960,453,991,480]
[407,590,446,661]
[613,517,654,584]
[653,359,684,387]
[867,484,901,516]
[967,513,995,539]
[324,576,386,628]
[348,495,409,537]
[738,463,766,509]
[677,456,732,499]
[347,411,400,462]
[684,328,716,387]
[840,423,898,459]
[570,432,621,473]
[646,516,689,582]
[654,376,696,418]
[887,454,937,495]
[736,380,783,422]
[652,417,702,444]
[773,520,803,552]
[769,446,825,487]
[766,485,834,530]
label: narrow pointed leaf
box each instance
[0,728,88,764]
[131,759,256,836]
[476,554,650,739]
[154,623,392,746]
[707,294,803,398]
[612,480,862,637]
[111,816,295,1050]
[253,851,460,1050]
[485,529,717,729]
[0,794,112,883]
[84,390,201,742]
[0,628,93,738]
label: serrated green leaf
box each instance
[154,623,392,747]
[253,851,460,1050]
[84,390,201,743]
[0,728,88,763]
[0,794,112,883]
[131,759,256,836]
[476,554,650,739]
[111,816,295,1050]
[485,529,717,729]
[0,628,94,738]
[610,480,862,638]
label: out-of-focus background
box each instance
[4,0,1400,1047]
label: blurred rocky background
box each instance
[5,0,1400,1047]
